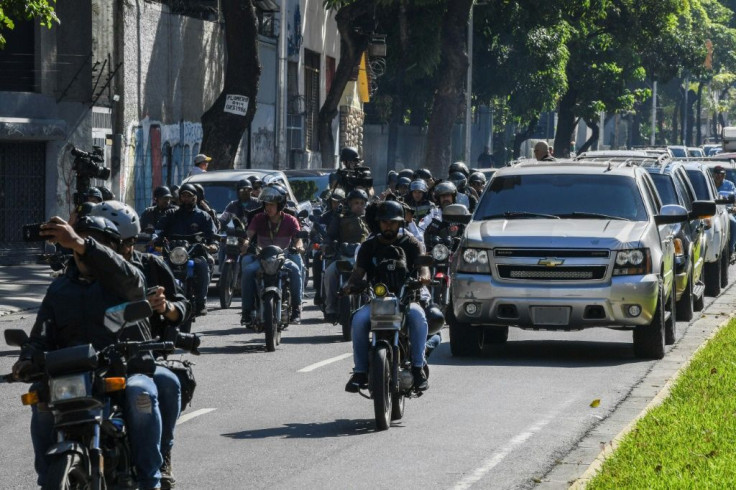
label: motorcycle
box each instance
[4,301,174,490]
[217,221,247,309]
[247,245,294,352]
[159,233,211,330]
[350,255,438,431]
[332,242,363,341]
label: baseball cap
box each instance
[194,154,212,165]
[713,165,726,175]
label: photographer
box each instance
[90,200,196,489]
[332,146,374,196]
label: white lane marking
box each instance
[298,353,352,373]
[451,409,562,490]
[176,408,216,425]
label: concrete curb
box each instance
[536,283,736,489]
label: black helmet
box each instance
[449,172,467,189]
[434,181,458,197]
[237,179,252,190]
[425,303,445,335]
[248,175,263,189]
[413,168,433,182]
[376,200,405,222]
[153,186,172,199]
[259,186,287,210]
[397,176,412,189]
[409,180,428,193]
[193,183,205,201]
[86,187,103,201]
[97,186,115,201]
[347,189,369,202]
[179,183,197,197]
[469,172,487,185]
[449,161,470,177]
[398,169,414,180]
[340,146,360,162]
[387,170,398,184]
[74,215,121,244]
[329,188,346,201]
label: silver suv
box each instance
[449,160,689,359]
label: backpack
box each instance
[372,236,410,295]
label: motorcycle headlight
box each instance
[226,236,239,246]
[169,246,189,265]
[432,243,450,261]
[261,256,282,275]
[50,373,91,403]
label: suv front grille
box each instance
[494,249,610,258]
[497,265,607,281]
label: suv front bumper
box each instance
[452,272,659,329]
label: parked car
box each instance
[449,159,688,359]
[668,145,688,158]
[282,168,334,204]
[681,162,732,296]
[640,161,715,320]
[687,147,705,158]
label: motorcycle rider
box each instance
[12,216,166,490]
[333,146,374,195]
[321,189,372,322]
[713,165,736,254]
[90,200,193,489]
[218,179,261,268]
[404,179,436,222]
[448,172,477,212]
[468,171,487,196]
[343,200,431,393]
[396,176,411,199]
[141,186,178,232]
[240,186,305,324]
[156,183,219,316]
[193,183,219,232]
[248,176,263,198]
[312,188,345,306]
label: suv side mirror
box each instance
[690,200,717,219]
[655,204,688,225]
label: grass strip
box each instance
[587,318,736,489]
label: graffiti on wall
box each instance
[124,117,202,214]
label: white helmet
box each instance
[89,200,141,240]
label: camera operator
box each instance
[332,146,374,196]
[70,146,111,206]
[155,183,219,316]
[90,200,197,489]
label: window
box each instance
[0,19,35,92]
[304,50,320,151]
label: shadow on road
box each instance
[429,339,642,368]
[198,327,247,337]
[196,342,268,355]
[279,333,346,345]
[221,418,375,439]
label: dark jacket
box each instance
[23,238,147,358]
[327,211,371,244]
[156,206,219,244]
[140,204,178,231]
[129,249,190,339]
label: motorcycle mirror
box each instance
[414,255,435,268]
[104,300,153,334]
[312,208,323,217]
[297,209,309,219]
[4,329,29,347]
[296,230,310,240]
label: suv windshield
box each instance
[649,174,678,205]
[685,170,710,200]
[197,184,238,212]
[475,174,648,221]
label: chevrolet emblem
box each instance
[538,257,564,267]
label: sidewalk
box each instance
[0,264,54,316]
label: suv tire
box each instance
[720,247,730,289]
[633,278,665,359]
[665,277,677,345]
[481,326,509,345]
[704,258,721,297]
[448,306,481,357]
[675,268,694,322]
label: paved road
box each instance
[0,271,734,489]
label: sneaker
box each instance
[290,306,301,324]
[345,372,368,393]
[324,312,337,323]
[196,305,208,316]
[160,451,176,489]
[411,366,429,391]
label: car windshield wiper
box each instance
[478,211,560,220]
[558,212,629,221]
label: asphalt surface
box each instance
[0,267,735,489]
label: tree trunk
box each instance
[317,0,375,168]
[553,89,577,157]
[512,117,538,159]
[386,0,408,172]
[424,0,473,178]
[631,110,642,148]
[577,119,599,153]
[696,80,704,146]
[671,98,679,144]
[201,0,260,170]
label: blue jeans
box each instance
[30,371,172,489]
[351,302,428,373]
[192,257,211,306]
[153,366,181,456]
[728,214,736,253]
[241,252,303,313]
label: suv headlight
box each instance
[169,246,189,265]
[613,248,651,276]
[457,248,491,273]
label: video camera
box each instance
[71,146,110,206]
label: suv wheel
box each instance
[675,268,694,322]
[633,278,665,359]
[481,326,509,345]
[704,258,721,297]
[448,306,481,357]
[665,277,677,345]
[720,247,730,288]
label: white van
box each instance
[722,126,736,151]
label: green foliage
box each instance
[290,180,319,203]
[0,0,58,49]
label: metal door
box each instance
[0,142,46,264]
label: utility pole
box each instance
[651,80,657,146]
[275,0,288,169]
[464,4,473,164]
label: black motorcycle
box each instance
[351,255,439,431]
[332,242,362,341]
[160,233,211,330]
[217,223,247,309]
[4,301,174,490]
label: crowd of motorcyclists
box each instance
[9,145,490,488]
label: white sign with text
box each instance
[224,95,249,116]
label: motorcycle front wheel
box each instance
[371,346,392,431]
[43,452,90,490]
[218,262,235,309]
[263,295,280,352]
